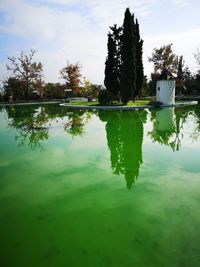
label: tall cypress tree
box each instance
[104,25,122,98]
[120,8,136,105]
[134,19,144,99]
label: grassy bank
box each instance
[69,99,150,106]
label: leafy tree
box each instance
[60,62,82,95]
[104,25,122,99]
[90,84,102,99]
[6,49,43,100]
[134,19,144,98]
[176,55,185,95]
[120,8,136,104]
[139,76,149,97]
[148,43,178,74]
[81,77,92,98]
[33,77,45,100]
[3,77,24,101]
[194,48,200,68]
[44,83,66,99]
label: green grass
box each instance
[68,99,150,106]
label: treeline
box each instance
[0,50,101,102]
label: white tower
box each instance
[156,70,176,105]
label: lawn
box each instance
[68,99,150,106]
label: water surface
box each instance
[1,104,200,267]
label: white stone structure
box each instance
[156,79,176,105]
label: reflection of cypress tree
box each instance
[99,110,147,189]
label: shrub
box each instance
[148,100,163,108]
[98,90,112,105]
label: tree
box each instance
[176,55,184,95]
[6,49,43,100]
[134,19,144,98]
[3,77,24,101]
[194,48,200,69]
[148,43,178,74]
[104,25,122,99]
[60,62,82,95]
[81,77,92,98]
[120,8,136,104]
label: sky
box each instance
[0,0,200,85]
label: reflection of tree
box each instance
[149,107,190,151]
[5,104,95,147]
[64,111,92,137]
[6,105,49,150]
[190,105,200,141]
[99,110,147,189]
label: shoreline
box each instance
[60,101,198,110]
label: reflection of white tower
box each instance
[156,70,176,105]
[155,107,175,132]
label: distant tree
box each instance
[176,55,184,95]
[134,19,144,98]
[139,76,149,97]
[148,44,178,74]
[81,77,92,98]
[44,83,66,99]
[120,8,136,104]
[34,77,45,100]
[6,49,43,100]
[104,25,122,99]
[3,77,24,101]
[60,62,82,95]
[148,72,160,96]
[194,48,200,68]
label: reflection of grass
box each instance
[69,100,149,106]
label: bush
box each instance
[148,100,163,108]
[98,90,112,105]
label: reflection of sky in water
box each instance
[1,104,200,267]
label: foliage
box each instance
[6,49,43,100]
[44,83,66,99]
[194,48,200,68]
[90,84,102,99]
[148,44,178,74]
[134,19,144,98]
[104,25,122,98]
[139,76,150,97]
[98,90,112,105]
[120,8,136,105]
[3,77,24,101]
[148,101,163,108]
[60,62,82,95]
[81,77,92,98]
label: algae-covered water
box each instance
[1,104,200,267]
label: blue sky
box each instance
[0,0,200,85]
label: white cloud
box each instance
[172,0,190,7]
[144,28,200,75]
[0,0,199,84]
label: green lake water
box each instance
[1,104,200,267]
